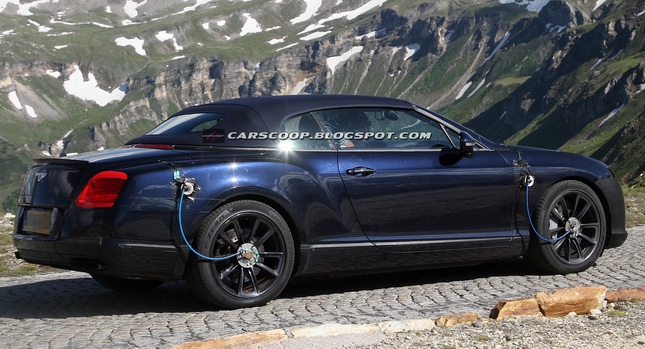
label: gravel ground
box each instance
[357,301,645,349]
[1,213,644,348]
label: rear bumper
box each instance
[605,229,628,249]
[595,177,628,249]
[13,234,187,280]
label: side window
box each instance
[312,108,457,150]
[278,114,334,150]
[446,127,461,148]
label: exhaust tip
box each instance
[70,258,106,271]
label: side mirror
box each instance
[460,132,475,158]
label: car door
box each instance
[312,108,516,253]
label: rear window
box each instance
[126,105,273,147]
[147,113,226,135]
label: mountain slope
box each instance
[0,0,643,211]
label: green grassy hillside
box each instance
[0,0,643,212]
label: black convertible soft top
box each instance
[176,95,414,131]
[126,95,415,148]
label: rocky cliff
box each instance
[0,0,643,210]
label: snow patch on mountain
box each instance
[485,32,510,61]
[593,0,607,11]
[320,0,388,24]
[356,31,377,40]
[327,46,363,75]
[268,36,287,45]
[25,105,37,118]
[175,0,214,15]
[55,129,73,154]
[455,82,472,100]
[7,91,37,117]
[1,0,52,16]
[63,65,127,107]
[404,44,420,60]
[27,19,52,33]
[120,0,215,25]
[598,104,624,128]
[46,32,72,37]
[467,78,486,98]
[590,52,612,70]
[115,37,147,56]
[299,24,325,35]
[444,30,455,43]
[0,29,14,38]
[300,30,331,41]
[498,0,550,12]
[546,23,567,33]
[45,70,61,78]
[356,28,387,41]
[277,43,298,51]
[50,18,113,29]
[291,78,310,94]
[291,0,322,24]
[240,13,262,37]
[156,31,183,51]
[124,0,147,18]
[8,91,22,110]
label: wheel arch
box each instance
[213,192,304,276]
[546,176,613,250]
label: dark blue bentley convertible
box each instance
[13,95,627,308]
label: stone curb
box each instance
[173,286,645,349]
[491,285,608,320]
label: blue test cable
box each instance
[178,189,240,261]
[525,185,569,242]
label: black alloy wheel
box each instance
[527,180,606,274]
[186,200,294,309]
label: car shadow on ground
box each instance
[281,257,540,297]
[0,258,542,319]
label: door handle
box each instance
[346,167,376,177]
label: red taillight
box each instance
[133,144,173,150]
[76,171,128,208]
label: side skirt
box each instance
[298,237,524,275]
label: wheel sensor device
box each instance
[171,168,240,262]
[513,159,535,189]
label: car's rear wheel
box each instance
[186,200,294,309]
[526,180,606,274]
[90,274,164,291]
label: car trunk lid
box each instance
[20,158,89,208]
[19,147,193,208]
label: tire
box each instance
[526,180,606,274]
[186,200,295,309]
[90,274,164,292]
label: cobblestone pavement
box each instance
[1,226,643,349]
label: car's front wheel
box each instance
[186,200,295,309]
[526,180,606,274]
